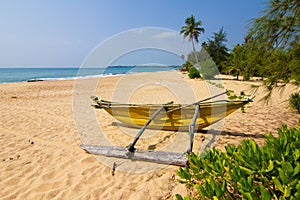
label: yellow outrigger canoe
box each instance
[80,93,253,166]
[91,96,252,131]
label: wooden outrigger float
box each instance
[80,92,253,166]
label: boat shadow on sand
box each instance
[199,129,265,139]
[111,121,265,139]
[110,121,265,151]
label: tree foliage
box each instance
[248,0,300,92]
[223,0,299,96]
[180,15,205,52]
[181,0,299,93]
[226,44,249,80]
[204,27,229,73]
[250,0,300,50]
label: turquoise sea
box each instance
[0,66,179,84]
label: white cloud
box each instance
[153,31,178,39]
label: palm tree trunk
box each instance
[191,38,196,52]
[191,38,199,66]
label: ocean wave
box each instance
[0,66,179,84]
[28,73,125,82]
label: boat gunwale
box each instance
[94,99,251,109]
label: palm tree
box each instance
[180,15,205,52]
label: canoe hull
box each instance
[95,100,250,131]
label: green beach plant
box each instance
[206,80,224,89]
[188,67,201,79]
[289,92,300,114]
[226,90,245,101]
[226,90,246,113]
[176,122,300,199]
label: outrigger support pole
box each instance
[127,102,173,152]
[187,103,200,153]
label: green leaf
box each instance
[293,163,300,177]
[243,192,254,200]
[215,184,222,198]
[197,184,207,199]
[283,186,291,198]
[221,180,227,193]
[281,131,288,147]
[265,160,274,172]
[175,194,184,200]
[284,144,291,157]
[251,139,257,153]
[295,181,300,199]
[273,177,284,192]
[293,149,300,161]
[282,161,293,174]
[225,144,236,156]
[229,168,240,182]
[179,167,192,181]
[178,180,188,184]
[279,168,289,184]
[239,165,255,175]
[204,179,214,198]
[259,185,271,200]
[184,196,192,200]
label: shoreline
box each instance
[1,71,299,199]
[0,66,181,85]
[0,73,123,85]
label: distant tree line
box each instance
[180,0,299,96]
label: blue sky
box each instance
[0,0,266,67]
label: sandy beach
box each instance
[1,71,299,199]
